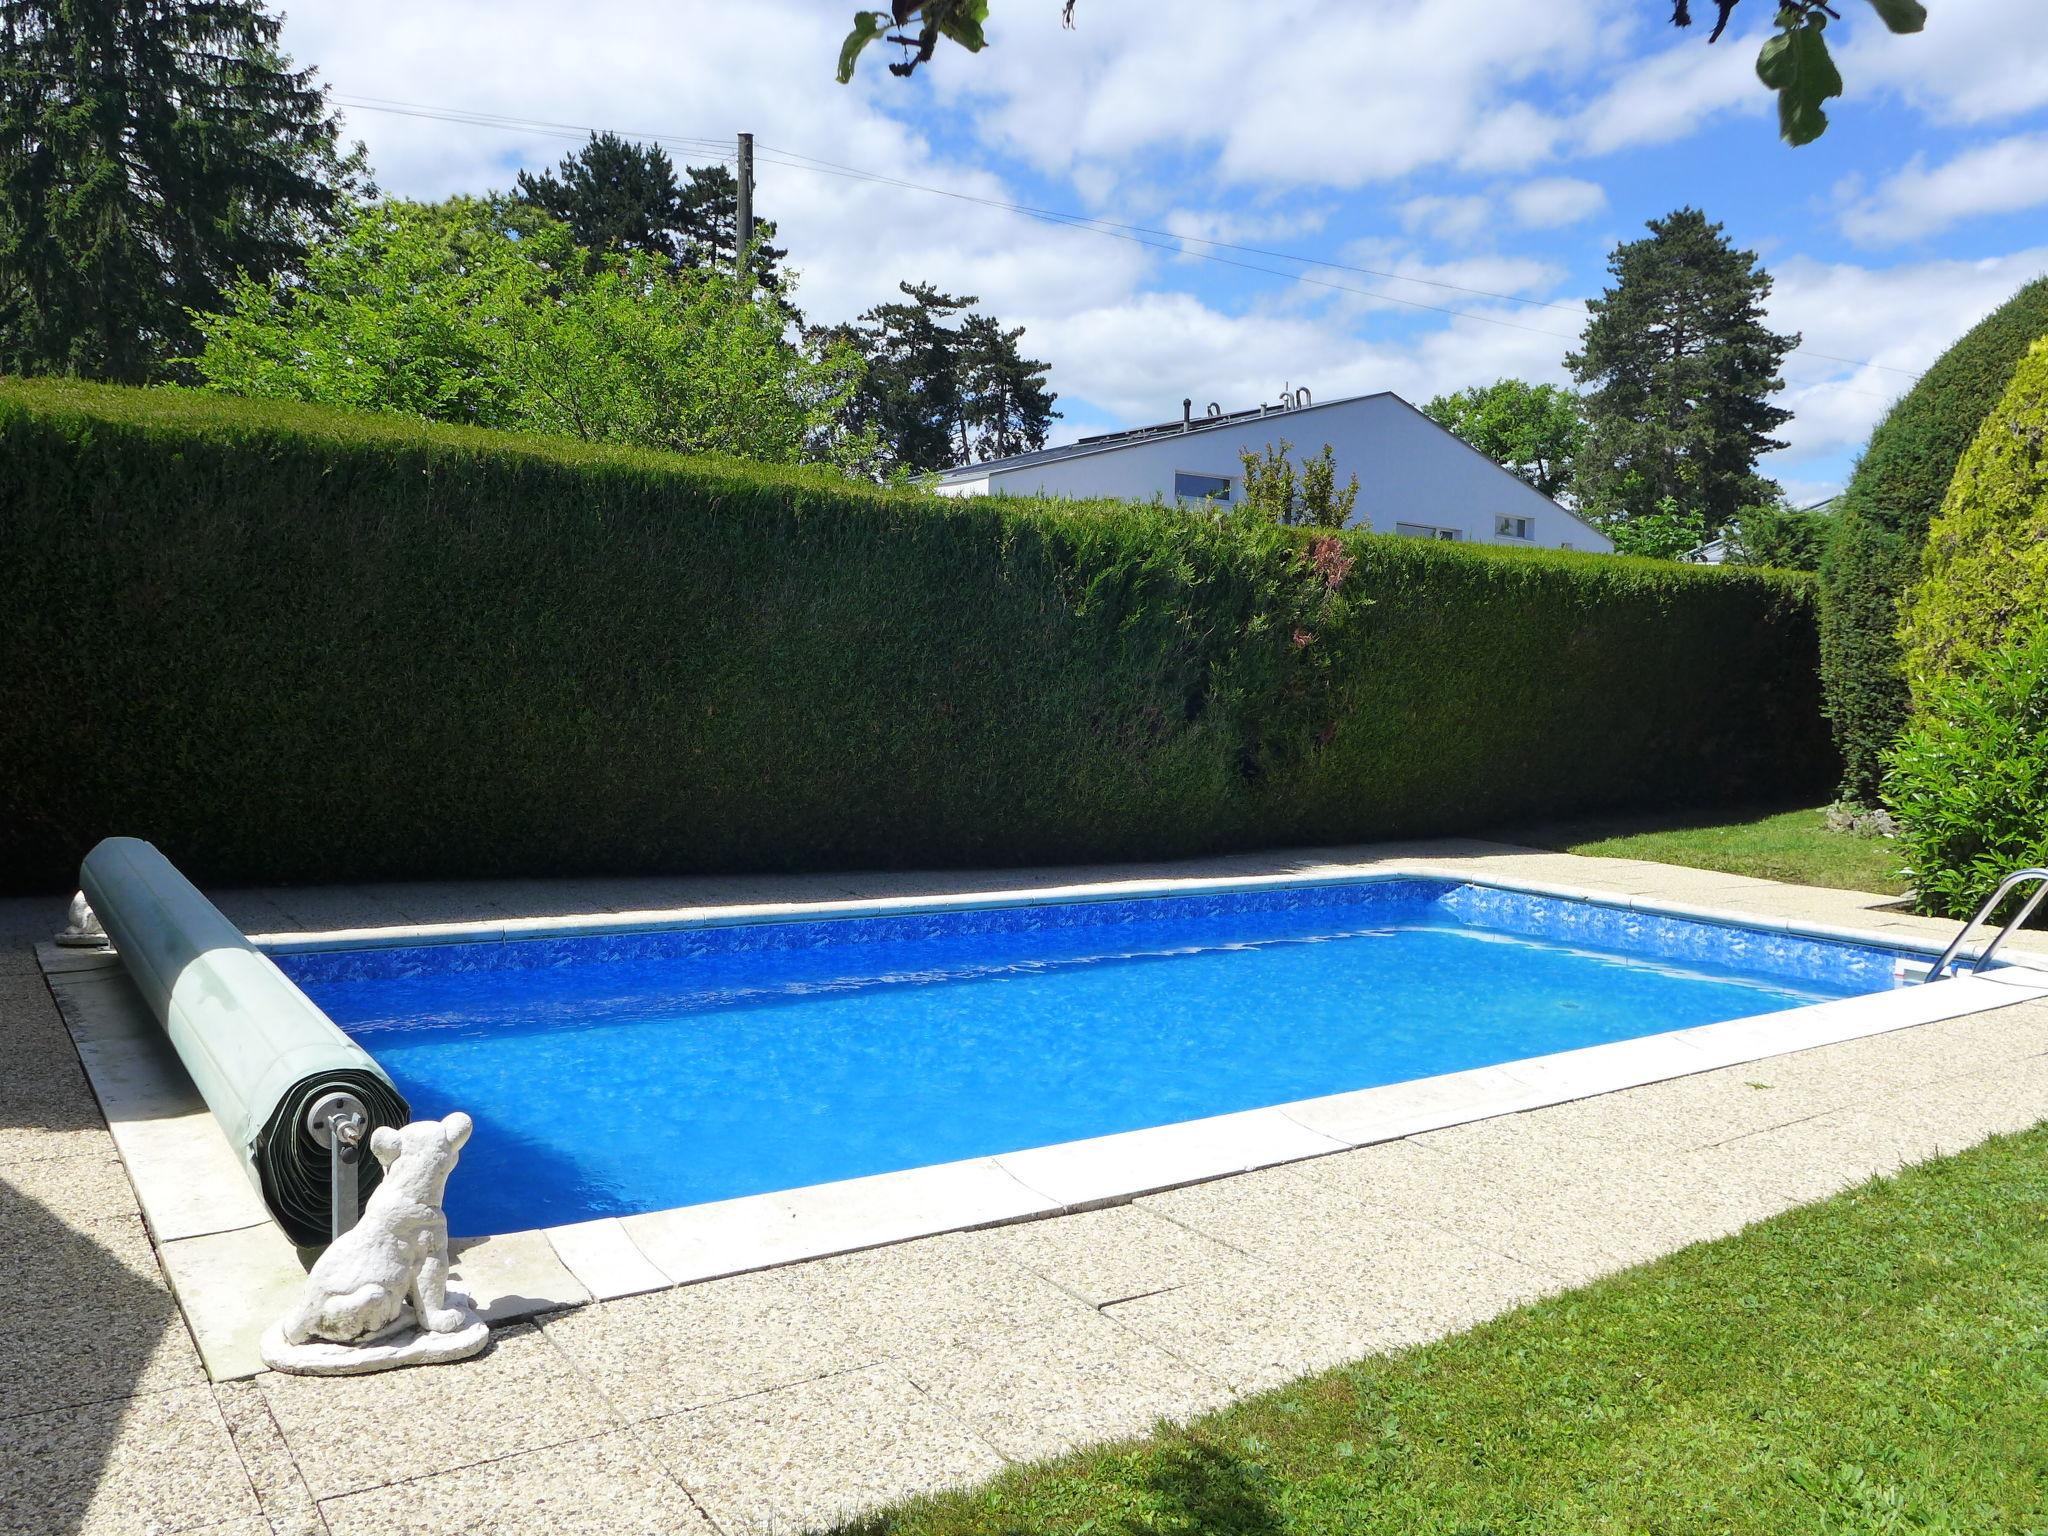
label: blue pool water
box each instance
[276,879,1904,1236]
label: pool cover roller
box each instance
[80,837,409,1247]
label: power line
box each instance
[326,92,1919,389]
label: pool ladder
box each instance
[1926,868,2048,981]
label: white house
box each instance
[935,388,1612,554]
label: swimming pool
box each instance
[275,877,1909,1238]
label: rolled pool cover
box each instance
[80,837,409,1247]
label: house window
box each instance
[1394,522,1463,541]
[1496,515,1534,540]
[1174,472,1233,504]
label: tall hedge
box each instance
[1818,275,2048,802]
[1902,339,2048,690]
[0,380,1835,893]
[1887,341,2048,917]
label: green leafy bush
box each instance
[1818,275,2048,801]
[190,198,862,467]
[1728,504,1835,572]
[0,379,1835,892]
[1886,627,2048,919]
[1902,339,2048,690]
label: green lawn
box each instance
[1502,803,1908,896]
[839,1129,2048,1535]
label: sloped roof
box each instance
[936,391,1395,482]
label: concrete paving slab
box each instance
[902,1307,1228,1461]
[1278,1064,1542,1147]
[1141,1169,1561,1334]
[0,975,109,1165]
[212,1379,324,1536]
[1102,1273,1415,1395]
[973,1200,1257,1306]
[1923,1002,2048,1060]
[1884,1061,2048,1145]
[317,1429,709,1536]
[3,1148,150,1226]
[1137,1163,1373,1251]
[784,1229,1102,1361]
[257,1324,620,1501]
[0,1162,205,1416]
[994,1106,1347,1209]
[1290,1138,1632,1288]
[449,1228,591,1325]
[541,1267,874,1422]
[257,887,413,931]
[108,1105,271,1246]
[158,1223,312,1382]
[0,1385,258,1536]
[621,1155,1057,1285]
[1475,1145,1803,1272]
[633,1365,1008,1534]
[541,1218,671,1300]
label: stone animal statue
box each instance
[279,1112,476,1347]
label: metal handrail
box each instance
[1926,867,2048,981]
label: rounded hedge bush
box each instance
[1903,338,2048,691]
[1819,275,2048,802]
[1887,626,2048,919]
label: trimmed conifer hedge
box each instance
[0,380,1835,893]
[1887,340,2048,917]
[1818,275,2048,802]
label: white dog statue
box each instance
[261,1111,490,1375]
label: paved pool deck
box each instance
[6,838,2048,1536]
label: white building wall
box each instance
[935,393,1610,553]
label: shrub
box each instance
[190,197,863,468]
[1886,627,2048,919]
[1818,275,2048,802]
[1902,339,2048,691]
[1727,503,1834,572]
[0,379,1836,893]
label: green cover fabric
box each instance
[79,837,409,1246]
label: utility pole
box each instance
[735,132,754,279]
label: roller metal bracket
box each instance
[306,1091,369,1242]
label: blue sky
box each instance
[276,0,2048,501]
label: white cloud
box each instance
[1399,195,1495,244]
[1399,179,1606,247]
[935,0,1629,191]
[1164,205,1333,251]
[1761,246,2048,489]
[1571,25,1765,155]
[1841,0,2048,126]
[1507,176,1608,229]
[1325,242,1573,317]
[1839,134,2048,245]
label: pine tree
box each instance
[956,311,1056,462]
[0,0,362,382]
[1567,208,1797,534]
[826,281,974,476]
[515,132,688,265]
[819,281,1058,477]
[674,163,787,290]
[515,135,787,294]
